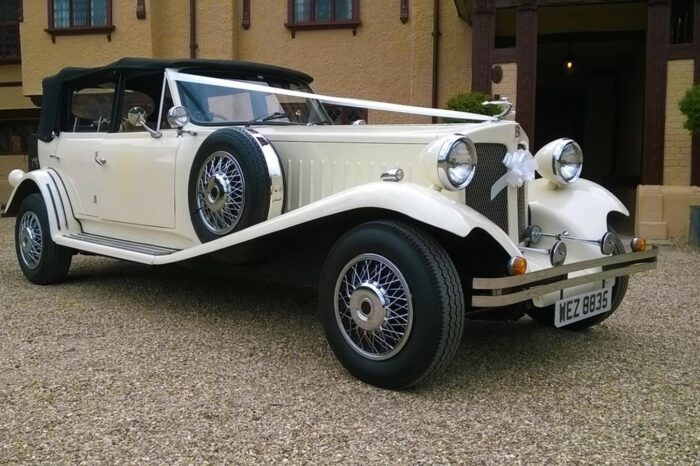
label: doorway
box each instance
[533,4,647,233]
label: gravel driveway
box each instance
[0,217,698,464]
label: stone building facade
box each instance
[1,0,698,240]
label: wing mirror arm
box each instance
[137,114,163,139]
[167,106,197,137]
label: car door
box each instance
[51,79,116,218]
[96,73,181,229]
[98,132,180,228]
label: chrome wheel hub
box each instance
[204,174,230,212]
[349,283,388,331]
[18,211,42,269]
[334,253,413,361]
[196,151,245,235]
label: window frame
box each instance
[0,0,21,64]
[285,0,360,37]
[45,0,115,42]
[323,104,368,125]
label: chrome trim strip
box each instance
[473,247,658,290]
[45,183,61,231]
[245,129,284,219]
[66,233,179,256]
[46,170,68,229]
[471,261,656,307]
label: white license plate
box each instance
[555,287,613,328]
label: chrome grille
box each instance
[467,143,526,237]
[517,185,526,239]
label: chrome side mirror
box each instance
[167,106,196,136]
[129,106,162,138]
[167,106,190,129]
[127,106,146,126]
[352,119,367,126]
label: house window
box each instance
[0,0,20,63]
[286,0,360,36]
[0,121,39,155]
[671,0,694,44]
[324,104,368,125]
[46,0,114,41]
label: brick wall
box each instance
[491,63,518,109]
[663,59,694,186]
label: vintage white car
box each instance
[4,58,657,389]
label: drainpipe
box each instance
[190,0,198,58]
[431,0,441,122]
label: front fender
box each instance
[154,182,522,264]
[3,169,80,237]
[528,178,628,240]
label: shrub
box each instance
[679,84,700,134]
[444,91,502,123]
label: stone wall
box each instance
[663,59,694,186]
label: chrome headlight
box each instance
[437,135,477,190]
[534,138,583,186]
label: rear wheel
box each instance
[319,221,464,389]
[15,193,72,285]
[527,228,628,330]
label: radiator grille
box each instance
[467,143,527,237]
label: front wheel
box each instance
[15,193,73,285]
[319,221,465,390]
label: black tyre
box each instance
[527,228,629,330]
[320,221,465,390]
[15,193,72,285]
[188,128,271,243]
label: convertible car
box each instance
[3,58,657,389]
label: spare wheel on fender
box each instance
[188,128,283,242]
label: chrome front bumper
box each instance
[471,246,658,307]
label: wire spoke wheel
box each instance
[196,151,245,235]
[334,253,413,361]
[18,211,43,269]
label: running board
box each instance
[64,233,179,257]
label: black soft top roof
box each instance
[38,58,314,140]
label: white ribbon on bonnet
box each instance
[490,149,538,201]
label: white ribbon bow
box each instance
[490,149,538,201]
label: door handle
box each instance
[94,152,107,166]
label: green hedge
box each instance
[679,84,700,135]
[444,91,502,122]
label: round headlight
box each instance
[554,140,583,183]
[437,136,477,190]
[534,138,584,186]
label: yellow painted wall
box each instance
[437,0,472,108]
[150,0,190,59]
[20,0,155,95]
[20,1,470,124]
[663,59,693,186]
[0,64,36,110]
[236,0,468,123]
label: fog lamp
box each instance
[630,237,647,252]
[508,256,527,276]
